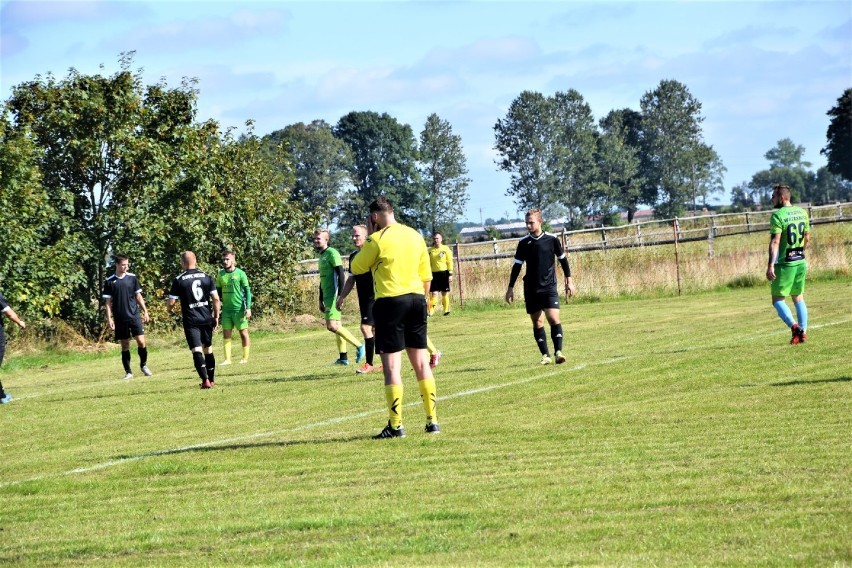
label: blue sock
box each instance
[794,300,808,331]
[773,300,795,328]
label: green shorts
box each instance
[221,311,249,331]
[771,262,807,297]
[324,303,341,322]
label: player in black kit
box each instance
[167,251,221,389]
[0,290,27,404]
[103,254,152,380]
[505,209,576,365]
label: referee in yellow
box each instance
[427,231,454,316]
[351,196,440,438]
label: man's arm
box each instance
[167,297,177,314]
[136,292,150,323]
[242,272,252,319]
[105,298,115,330]
[336,274,356,310]
[351,239,378,275]
[211,291,221,326]
[506,261,523,304]
[2,306,26,329]
[766,233,781,281]
[558,254,575,298]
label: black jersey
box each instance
[513,232,568,293]
[0,290,9,331]
[102,273,143,322]
[349,250,375,301]
[168,268,218,327]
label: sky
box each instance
[1,0,850,224]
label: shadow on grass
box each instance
[113,434,368,460]
[770,376,851,387]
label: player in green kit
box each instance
[766,184,810,344]
[314,229,364,365]
[216,249,252,364]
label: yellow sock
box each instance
[418,378,437,424]
[224,339,233,361]
[242,344,250,361]
[426,336,437,355]
[336,334,347,354]
[385,384,404,428]
[336,327,361,348]
[442,294,450,314]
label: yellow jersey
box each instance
[428,244,453,273]
[350,223,432,299]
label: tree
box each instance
[746,139,814,205]
[261,120,353,227]
[3,54,309,335]
[821,88,852,181]
[0,107,82,321]
[494,89,599,227]
[595,108,643,222]
[688,144,726,211]
[494,90,553,215]
[333,111,421,229]
[417,113,471,235]
[640,80,709,219]
[766,138,811,170]
[4,53,202,333]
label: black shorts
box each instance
[115,317,144,341]
[183,323,214,349]
[373,294,428,354]
[358,294,375,327]
[431,271,451,293]
[524,288,560,314]
[0,326,5,367]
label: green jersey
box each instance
[318,247,343,305]
[216,267,252,312]
[769,205,810,266]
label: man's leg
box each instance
[380,351,405,430]
[530,312,549,360]
[239,327,251,362]
[120,338,132,376]
[408,347,438,429]
[203,345,216,384]
[360,323,376,366]
[772,296,795,327]
[222,317,234,363]
[544,308,565,363]
[441,291,450,315]
[134,334,151,375]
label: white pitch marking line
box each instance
[2,317,848,487]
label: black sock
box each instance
[339,352,348,361]
[192,351,208,380]
[366,337,375,365]
[121,350,131,373]
[0,380,5,397]
[205,353,216,383]
[551,324,564,352]
[533,327,548,355]
[138,346,148,368]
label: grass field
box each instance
[0,281,850,566]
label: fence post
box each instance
[673,218,682,296]
[636,223,643,247]
[453,241,464,309]
[601,226,607,250]
[708,216,716,258]
[745,211,751,233]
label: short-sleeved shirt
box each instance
[169,268,218,327]
[216,268,252,313]
[513,232,566,293]
[350,223,432,299]
[318,247,343,306]
[769,206,810,265]
[428,244,453,274]
[102,273,143,322]
[349,249,375,302]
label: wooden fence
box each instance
[298,203,852,306]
